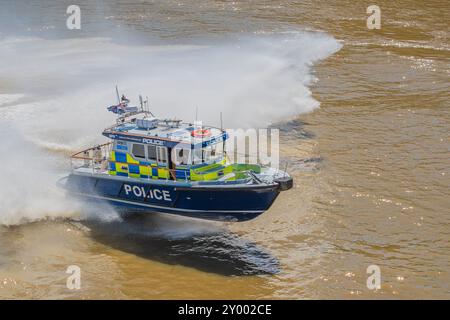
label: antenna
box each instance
[146,96,155,117]
[115,85,120,104]
[220,111,226,159]
[139,95,144,112]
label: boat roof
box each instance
[102,115,228,149]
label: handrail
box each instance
[71,142,113,159]
[70,141,278,181]
[70,142,112,174]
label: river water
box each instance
[0,1,448,299]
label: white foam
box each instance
[0,125,81,225]
[0,93,25,107]
[0,32,341,224]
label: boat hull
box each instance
[62,173,280,221]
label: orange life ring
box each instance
[191,128,211,137]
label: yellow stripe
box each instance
[139,166,150,176]
[223,165,233,174]
[158,168,169,179]
[116,163,128,174]
[109,159,172,180]
[126,153,139,164]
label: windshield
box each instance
[192,143,224,164]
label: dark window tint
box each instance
[132,144,146,159]
[147,145,157,161]
[158,147,167,163]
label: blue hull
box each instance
[63,173,280,221]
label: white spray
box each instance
[0,32,341,224]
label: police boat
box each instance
[60,92,293,222]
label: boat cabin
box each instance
[102,116,233,181]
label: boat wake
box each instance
[0,125,81,225]
[0,32,341,225]
[78,214,279,276]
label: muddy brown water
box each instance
[0,1,448,299]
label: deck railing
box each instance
[70,142,112,174]
[70,143,283,183]
[70,142,185,181]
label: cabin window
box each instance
[132,144,146,159]
[174,148,190,165]
[114,140,128,151]
[147,145,157,161]
[203,147,212,162]
[215,143,224,158]
[192,144,223,164]
[157,146,167,164]
[193,148,203,163]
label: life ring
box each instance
[191,128,211,137]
